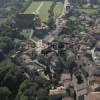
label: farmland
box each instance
[24,1,63,22]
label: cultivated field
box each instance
[24,1,63,22]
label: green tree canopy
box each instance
[0,86,11,100]
[16,76,51,100]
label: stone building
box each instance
[49,86,67,100]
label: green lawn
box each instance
[32,36,39,41]
[21,29,31,38]
[39,1,52,22]
[21,29,39,41]
[54,2,63,17]
[95,51,100,57]
[24,2,41,14]
[80,8,98,14]
[0,18,7,25]
[69,16,77,21]
[24,1,63,22]
[39,2,63,21]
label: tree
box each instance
[74,68,83,84]
[0,87,11,100]
[20,96,28,100]
[0,50,5,61]
[0,36,14,54]
[37,88,48,100]
[0,59,26,99]
[16,76,51,100]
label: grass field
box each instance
[69,16,77,21]
[54,3,63,17]
[21,29,31,38]
[38,1,52,21]
[24,2,41,14]
[80,8,98,14]
[21,29,39,41]
[24,1,63,22]
[32,35,39,41]
[0,18,7,25]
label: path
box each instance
[35,2,44,13]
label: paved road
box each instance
[44,0,70,42]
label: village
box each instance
[8,0,100,100]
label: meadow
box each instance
[24,1,63,22]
